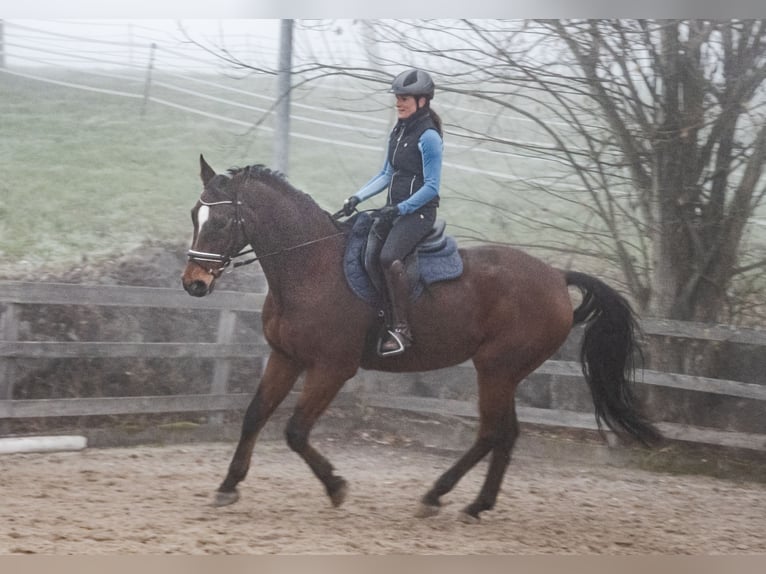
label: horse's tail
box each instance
[566,271,663,447]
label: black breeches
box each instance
[379,208,436,269]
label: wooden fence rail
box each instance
[1,281,765,452]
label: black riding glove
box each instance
[377,205,400,224]
[342,196,360,216]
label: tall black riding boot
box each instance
[379,259,413,357]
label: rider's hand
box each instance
[377,205,400,224]
[342,196,360,216]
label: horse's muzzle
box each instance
[184,279,211,297]
[181,263,217,297]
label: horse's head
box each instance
[181,155,250,297]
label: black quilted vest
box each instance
[386,108,440,209]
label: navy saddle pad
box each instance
[343,212,463,306]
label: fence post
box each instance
[0,303,19,434]
[141,42,157,116]
[209,309,237,425]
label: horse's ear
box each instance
[200,154,216,186]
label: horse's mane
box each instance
[227,165,318,210]
[226,164,344,230]
[227,164,287,187]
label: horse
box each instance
[181,155,662,522]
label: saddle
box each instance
[343,212,463,307]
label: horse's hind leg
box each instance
[284,365,354,508]
[460,395,519,522]
[416,434,494,518]
[417,370,519,521]
[214,349,303,506]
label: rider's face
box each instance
[395,95,424,119]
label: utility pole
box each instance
[273,19,293,176]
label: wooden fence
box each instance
[1,280,766,452]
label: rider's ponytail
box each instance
[428,106,443,137]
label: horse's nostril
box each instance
[185,280,209,297]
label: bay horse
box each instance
[181,155,661,522]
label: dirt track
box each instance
[1,438,765,555]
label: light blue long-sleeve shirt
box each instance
[354,128,443,215]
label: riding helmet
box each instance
[389,69,435,100]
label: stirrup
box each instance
[378,327,412,357]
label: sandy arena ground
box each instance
[1,438,765,555]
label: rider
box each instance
[340,68,444,356]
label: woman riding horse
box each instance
[341,68,443,357]
[182,152,662,522]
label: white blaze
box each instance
[197,205,210,230]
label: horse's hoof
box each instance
[212,490,240,507]
[414,502,441,518]
[458,510,480,524]
[330,480,348,508]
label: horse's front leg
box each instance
[284,363,355,508]
[214,349,303,507]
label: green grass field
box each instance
[1,72,269,273]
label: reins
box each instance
[228,232,346,270]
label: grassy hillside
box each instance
[1,73,264,274]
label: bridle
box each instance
[186,196,345,274]
[186,196,254,274]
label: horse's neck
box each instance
[246,185,341,297]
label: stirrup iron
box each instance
[377,327,412,357]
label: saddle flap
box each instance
[363,221,386,295]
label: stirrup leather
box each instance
[378,327,412,357]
